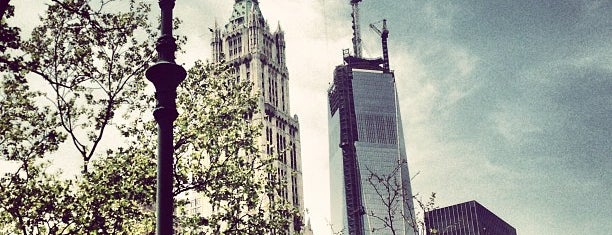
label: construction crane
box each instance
[350,0,362,58]
[369,19,390,71]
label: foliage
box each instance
[2,0,155,233]
[0,0,21,72]
[69,61,298,234]
[172,61,298,234]
[23,0,154,173]
[69,145,156,234]
[0,161,78,235]
[0,75,72,235]
[1,2,74,234]
[1,0,298,234]
[413,192,438,235]
[0,76,65,163]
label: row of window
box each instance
[357,113,398,145]
[265,124,300,207]
[227,34,242,58]
[224,29,284,65]
[291,175,299,207]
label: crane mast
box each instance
[369,19,390,71]
[350,0,362,58]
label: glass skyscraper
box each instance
[328,56,416,235]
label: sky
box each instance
[7,0,612,234]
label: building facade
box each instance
[190,0,304,233]
[328,55,416,235]
[425,200,517,235]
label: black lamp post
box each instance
[144,0,186,234]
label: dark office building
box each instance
[425,200,516,235]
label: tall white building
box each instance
[208,0,304,233]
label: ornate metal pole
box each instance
[145,0,185,234]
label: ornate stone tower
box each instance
[211,0,305,233]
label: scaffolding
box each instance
[329,65,365,235]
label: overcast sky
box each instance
[9,0,612,234]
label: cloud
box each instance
[422,0,460,32]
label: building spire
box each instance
[229,0,263,26]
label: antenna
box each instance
[350,0,362,58]
[369,19,390,71]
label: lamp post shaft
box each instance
[155,118,175,234]
[145,0,186,234]
[158,0,176,63]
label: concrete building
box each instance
[425,200,517,235]
[328,53,416,235]
[190,0,305,233]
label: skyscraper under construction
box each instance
[328,1,416,235]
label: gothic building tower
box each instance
[210,0,304,233]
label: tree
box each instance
[0,75,73,235]
[89,61,298,234]
[1,0,156,231]
[1,0,298,234]
[326,160,437,235]
[0,0,20,72]
[1,2,73,233]
[23,0,155,173]
[172,61,297,234]
[364,160,438,235]
[411,192,438,235]
[364,160,409,235]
